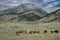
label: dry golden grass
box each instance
[0,21,60,40]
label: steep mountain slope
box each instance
[0,3,47,14]
[0,3,47,21]
[40,9,60,23]
[18,9,47,21]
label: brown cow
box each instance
[44,30,47,33]
[16,30,27,35]
[16,31,22,35]
[29,31,40,34]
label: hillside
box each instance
[0,3,60,23]
[0,3,47,21]
[40,9,60,23]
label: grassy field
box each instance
[0,21,60,40]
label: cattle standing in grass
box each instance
[16,31,22,35]
[29,31,40,34]
[44,30,47,33]
[51,30,59,33]
[16,30,27,35]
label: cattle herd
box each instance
[16,29,59,35]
